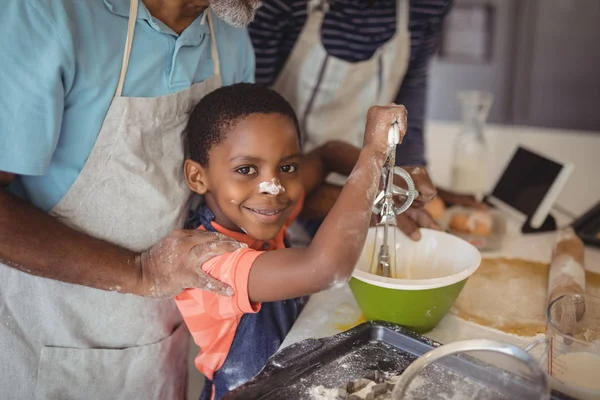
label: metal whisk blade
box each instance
[369,124,418,277]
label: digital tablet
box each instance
[487,146,574,229]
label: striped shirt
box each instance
[248,0,453,166]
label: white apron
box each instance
[272,0,410,185]
[0,0,222,398]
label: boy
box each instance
[175,83,406,399]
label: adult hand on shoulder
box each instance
[137,230,243,299]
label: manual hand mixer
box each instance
[369,123,419,278]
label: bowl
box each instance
[349,227,481,333]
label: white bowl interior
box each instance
[353,227,482,290]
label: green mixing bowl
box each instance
[349,227,481,333]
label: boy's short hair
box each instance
[187,83,301,166]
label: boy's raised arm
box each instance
[248,105,407,302]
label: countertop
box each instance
[280,123,600,350]
[280,223,600,350]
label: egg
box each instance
[450,210,493,236]
[449,214,470,232]
[424,196,446,221]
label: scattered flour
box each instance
[351,381,378,398]
[309,385,342,400]
[308,361,513,400]
[328,275,350,290]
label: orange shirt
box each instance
[175,195,303,380]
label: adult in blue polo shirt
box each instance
[0,0,259,398]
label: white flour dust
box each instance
[258,178,285,195]
[308,363,508,400]
[410,167,424,175]
[548,253,585,291]
[328,274,350,290]
[309,385,340,400]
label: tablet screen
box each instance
[490,147,563,218]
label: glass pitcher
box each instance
[450,91,494,201]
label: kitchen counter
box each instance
[424,122,600,219]
[281,123,600,350]
[281,224,600,350]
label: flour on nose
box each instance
[258,178,285,195]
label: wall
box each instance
[512,0,600,131]
[426,0,600,132]
[426,0,518,124]
[424,122,600,219]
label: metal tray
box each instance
[224,321,574,400]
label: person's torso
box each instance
[262,0,409,173]
[9,0,254,212]
[250,0,453,85]
[187,205,307,399]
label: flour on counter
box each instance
[309,385,342,400]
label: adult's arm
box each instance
[386,3,454,238]
[248,0,297,86]
[393,2,453,167]
[249,106,406,302]
[298,143,439,226]
[0,172,240,298]
[0,2,238,298]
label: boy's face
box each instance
[186,113,303,241]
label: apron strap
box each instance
[206,11,221,77]
[308,0,329,14]
[115,0,139,98]
[397,0,409,33]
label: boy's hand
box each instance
[363,104,407,155]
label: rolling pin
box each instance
[547,227,586,334]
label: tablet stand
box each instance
[483,195,558,234]
[521,213,557,234]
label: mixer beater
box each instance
[369,123,419,278]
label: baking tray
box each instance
[572,201,600,248]
[224,321,574,400]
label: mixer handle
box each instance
[391,167,418,215]
[371,167,418,216]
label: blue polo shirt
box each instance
[0,0,255,212]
